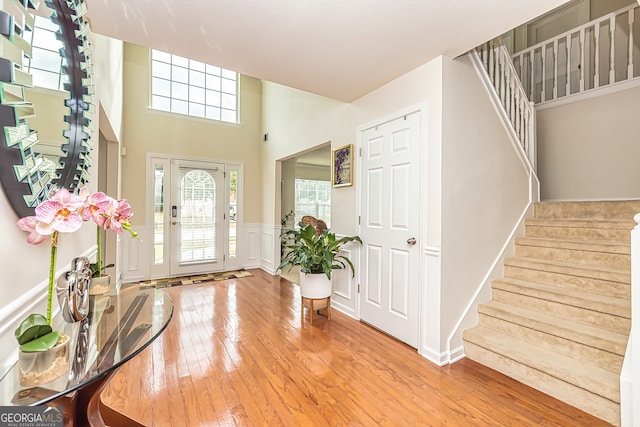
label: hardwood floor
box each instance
[101,269,610,426]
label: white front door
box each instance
[359,111,421,348]
[170,160,225,275]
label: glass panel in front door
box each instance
[170,161,224,275]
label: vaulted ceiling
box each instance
[86,0,570,102]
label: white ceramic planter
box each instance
[18,334,70,389]
[89,274,110,295]
[299,273,331,299]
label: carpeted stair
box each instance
[463,201,640,426]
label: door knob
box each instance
[171,220,180,225]
[407,237,416,246]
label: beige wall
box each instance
[537,85,640,200]
[295,163,330,181]
[121,43,263,223]
[440,55,530,348]
[260,82,354,231]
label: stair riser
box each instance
[478,313,623,372]
[463,342,620,426]
[515,245,630,268]
[525,225,630,242]
[504,265,630,299]
[534,201,640,221]
[492,289,630,334]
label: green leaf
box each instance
[19,331,60,352]
[15,314,52,345]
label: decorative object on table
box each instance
[15,187,137,386]
[331,144,354,187]
[56,257,91,323]
[278,217,361,323]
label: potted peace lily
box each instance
[278,219,361,300]
[15,187,136,386]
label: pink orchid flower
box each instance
[33,188,84,235]
[17,216,48,245]
[102,199,134,234]
[80,190,112,226]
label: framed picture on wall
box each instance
[332,144,353,187]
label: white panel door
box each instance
[359,111,421,347]
[170,160,225,275]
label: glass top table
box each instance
[0,287,173,425]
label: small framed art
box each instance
[332,144,353,187]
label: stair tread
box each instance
[526,218,635,229]
[516,236,630,253]
[493,277,630,314]
[505,256,629,277]
[480,300,628,350]
[463,325,620,402]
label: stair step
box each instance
[479,301,627,361]
[492,279,630,334]
[525,218,633,241]
[504,257,629,298]
[504,257,629,286]
[515,237,630,268]
[463,334,620,425]
[463,326,620,402]
[534,200,640,221]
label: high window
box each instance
[150,49,238,123]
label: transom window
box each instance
[151,49,238,123]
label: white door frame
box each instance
[146,153,243,279]
[355,103,428,350]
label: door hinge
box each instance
[357,283,361,293]
[359,147,362,157]
[223,254,226,261]
[224,171,226,178]
[358,215,361,225]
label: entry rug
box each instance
[138,269,253,289]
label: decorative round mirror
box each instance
[0,0,93,218]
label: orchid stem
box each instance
[96,225,102,277]
[47,231,58,326]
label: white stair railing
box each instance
[512,2,640,105]
[473,39,536,170]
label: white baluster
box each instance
[593,24,600,88]
[628,10,634,80]
[553,39,558,100]
[566,34,571,96]
[581,27,587,91]
[610,15,616,84]
[530,51,535,101]
[541,46,547,102]
[489,40,495,83]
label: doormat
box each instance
[138,269,253,289]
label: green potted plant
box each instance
[278,219,361,299]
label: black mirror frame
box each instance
[0,0,92,218]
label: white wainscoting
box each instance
[260,224,281,275]
[120,225,148,283]
[244,223,262,270]
[331,243,360,319]
[0,246,96,377]
[419,246,447,365]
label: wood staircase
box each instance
[463,201,639,426]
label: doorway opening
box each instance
[279,142,332,283]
